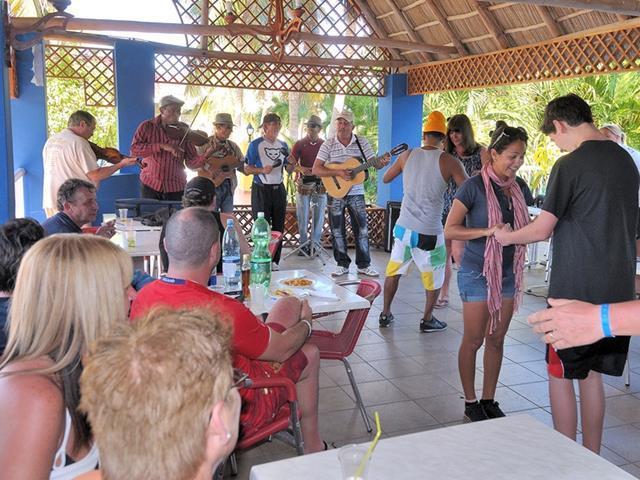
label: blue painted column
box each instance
[376,73,423,208]
[0,6,16,223]
[10,36,48,222]
[96,40,156,217]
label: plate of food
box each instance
[279,277,315,288]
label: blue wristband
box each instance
[601,304,614,338]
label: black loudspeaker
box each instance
[384,201,402,252]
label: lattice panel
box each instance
[233,204,385,249]
[408,25,640,94]
[155,53,385,96]
[172,0,390,62]
[45,45,115,107]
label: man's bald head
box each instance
[164,207,219,268]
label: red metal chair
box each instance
[227,375,304,476]
[268,231,283,260]
[307,279,381,433]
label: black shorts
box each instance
[546,336,630,380]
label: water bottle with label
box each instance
[222,218,241,291]
[250,212,272,289]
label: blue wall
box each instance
[376,73,423,208]
[0,8,15,223]
[114,40,155,158]
[10,38,48,222]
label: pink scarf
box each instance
[480,163,529,334]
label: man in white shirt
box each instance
[42,110,136,217]
[312,110,389,277]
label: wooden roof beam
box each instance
[40,30,408,68]
[350,0,404,61]
[380,0,432,62]
[535,5,564,37]
[423,0,468,55]
[10,17,457,55]
[468,0,511,49]
[477,0,640,17]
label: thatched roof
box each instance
[363,0,636,65]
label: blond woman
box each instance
[0,234,132,479]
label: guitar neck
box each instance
[351,156,380,175]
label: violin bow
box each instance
[178,95,209,148]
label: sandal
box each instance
[434,297,449,309]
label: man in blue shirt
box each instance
[41,178,116,237]
[244,113,294,267]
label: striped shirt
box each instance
[316,134,375,196]
[130,115,204,193]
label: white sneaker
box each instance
[357,266,379,277]
[331,266,349,277]
[271,262,280,271]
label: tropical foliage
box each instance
[424,72,640,192]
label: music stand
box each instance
[284,188,330,264]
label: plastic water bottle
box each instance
[222,219,241,291]
[250,212,272,289]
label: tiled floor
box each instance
[229,248,640,478]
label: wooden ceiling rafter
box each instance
[378,0,433,62]
[468,0,512,49]
[477,0,640,17]
[350,0,404,61]
[535,5,564,36]
[423,0,468,55]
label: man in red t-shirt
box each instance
[289,115,326,254]
[130,207,324,453]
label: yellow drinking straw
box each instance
[354,411,382,479]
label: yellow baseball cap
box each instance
[423,111,447,135]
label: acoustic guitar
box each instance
[198,141,243,186]
[321,143,408,199]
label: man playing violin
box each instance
[312,110,390,278]
[290,115,326,256]
[131,95,205,201]
[42,110,137,217]
[198,113,245,213]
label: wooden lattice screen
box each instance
[45,45,115,107]
[172,0,390,63]
[155,53,385,96]
[233,204,385,249]
[408,25,640,94]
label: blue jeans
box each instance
[214,179,234,213]
[457,266,515,302]
[296,192,327,245]
[328,194,370,269]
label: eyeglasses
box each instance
[449,128,461,134]
[231,368,251,390]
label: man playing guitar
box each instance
[198,113,245,213]
[312,110,390,277]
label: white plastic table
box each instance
[111,228,161,275]
[246,269,370,316]
[250,415,634,480]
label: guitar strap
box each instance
[353,135,370,182]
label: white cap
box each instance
[257,212,265,218]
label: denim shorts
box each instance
[457,266,515,302]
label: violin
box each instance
[89,141,125,164]
[164,122,209,147]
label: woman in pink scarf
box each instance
[444,121,530,422]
